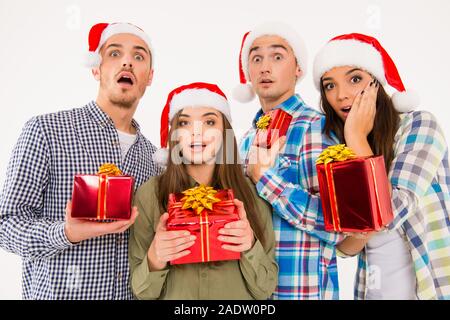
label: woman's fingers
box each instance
[222,243,251,252]
[158,230,191,241]
[219,227,246,237]
[218,234,249,244]
[161,249,192,262]
[157,240,196,258]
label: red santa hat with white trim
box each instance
[313,33,419,112]
[84,22,154,68]
[153,82,232,166]
[232,21,308,103]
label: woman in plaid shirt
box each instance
[313,33,450,299]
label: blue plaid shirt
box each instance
[354,111,450,300]
[0,101,161,299]
[239,94,345,300]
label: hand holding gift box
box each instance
[167,185,241,265]
[254,108,292,148]
[316,145,393,232]
[71,163,134,220]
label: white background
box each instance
[1,0,449,299]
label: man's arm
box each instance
[0,117,74,260]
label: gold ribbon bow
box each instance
[181,185,221,215]
[256,114,271,130]
[316,144,356,165]
[98,163,122,176]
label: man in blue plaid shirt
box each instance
[0,22,161,299]
[234,22,345,299]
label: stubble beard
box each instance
[109,90,138,110]
[103,80,147,110]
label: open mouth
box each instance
[341,106,351,114]
[117,76,134,85]
[117,72,135,86]
[190,142,206,151]
[260,79,274,84]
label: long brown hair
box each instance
[320,82,400,172]
[157,110,266,246]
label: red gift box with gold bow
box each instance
[167,185,241,265]
[316,145,393,232]
[71,163,134,220]
[254,109,292,148]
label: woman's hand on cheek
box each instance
[344,79,379,146]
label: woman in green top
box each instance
[129,82,278,299]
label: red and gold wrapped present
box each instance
[71,163,134,220]
[254,109,292,148]
[167,185,241,265]
[316,145,393,232]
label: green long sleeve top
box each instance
[129,175,278,300]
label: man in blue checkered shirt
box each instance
[234,22,344,299]
[0,22,161,299]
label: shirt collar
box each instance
[86,101,143,143]
[187,175,220,189]
[252,94,304,128]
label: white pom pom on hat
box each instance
[313,33,419,112]
[155,82,232,167]
[232,83,255,103]
[84,22,154,68]
[152,148,169,167]
[232,22,308,103]
[392,90,420,113]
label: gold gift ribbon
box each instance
[316,144,356,165]
[324,163,342,232]
[256,114,271,130]
[369,158,383,227]
[179,185,222,262]
[98,163,123,176]
[96,163,122,220]
[181,185,221,215]
[317,145,356,231]
[199,212,211,262]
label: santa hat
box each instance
[153,82,231,166]
[85,22,154,68]
[313,33,419,112]
[232,21,308,103]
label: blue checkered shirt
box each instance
[0,101,161,299]
[354,111,450,300]
[239,94,345,300]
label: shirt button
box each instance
[117,272,122,280]
[201,272,207,278]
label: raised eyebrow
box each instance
[202,112,219,118]
[346,68,363,75]
[249,46,260,55]
[322,77,333,82]
[178,114,191,118]
[270,44,288,52]
[134,45,149,55]
[105,43,123,51]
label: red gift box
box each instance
[71,164,134,220]
[254,109,292,148]
[167,186,241,265]
[316,147,393,232]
